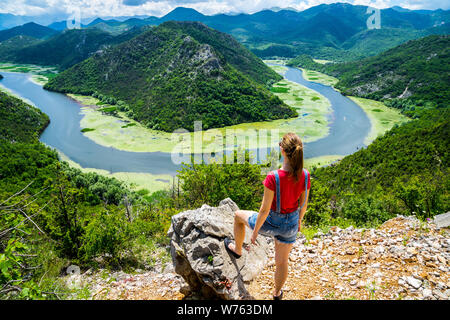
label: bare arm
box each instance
[251,186,274,243]
[298,190,309,231]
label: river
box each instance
[0,66,370,174]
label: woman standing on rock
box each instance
[224,132,311,300]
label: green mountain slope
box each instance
[0,22,57,42]
[328,35,450,107]
[0,90,49,143]
[289,35,450,108]
[0,35,41,60]
[44,21,295,132]
[309,108,449,225]
[1,26,146,70]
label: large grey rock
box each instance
[167,198,270,300]
[434,212,450,229]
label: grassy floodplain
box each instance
[0,62,57,85]
[70,65,332,154]
[348,96,410,145]
[300,68,339,87]
[292,66,409,145]
[65,65,334,193]
[57,150,173,194]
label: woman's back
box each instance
[263,169,311,214]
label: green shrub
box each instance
[270,86,289,93]
[80,209,132,262]
[177,159,264,210]
[340,194,395,227]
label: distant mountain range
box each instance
[1,3,449,61]
[0,22,57,42]
[44,21,295,132]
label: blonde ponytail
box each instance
[280,133,304,181]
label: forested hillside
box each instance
[308,108,449,226]
[329,35,449,107]
[1,4,448,66]
[0,22,57,42]
[44,21,296,132]
[0,90,49,143]
[0,89,173,299]
[0,26,147,70]
[289,35,450,110]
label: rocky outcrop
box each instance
[167,198,270,300]
[63,214,448,300]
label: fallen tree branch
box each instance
[0,181,34,207]
[18,209,46,235]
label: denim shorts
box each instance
[248,209,299,244]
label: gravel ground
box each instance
[63,215,449,300]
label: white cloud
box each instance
[1,0,448,19]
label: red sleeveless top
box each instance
[263,169,311,214]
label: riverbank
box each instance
[348,96,410,145]
[57,150,173,194]
[290,66,409,146]
[0,62,57,85]
[70,65,334,155]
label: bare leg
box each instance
[273,239,294,297]
[227,210,253,256]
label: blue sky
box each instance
[1,1,449,19]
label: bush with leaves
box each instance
[177,157,265,211]
[80,207,132,263]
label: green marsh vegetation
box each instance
[0,62,58,85]
[68,72,333,157]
